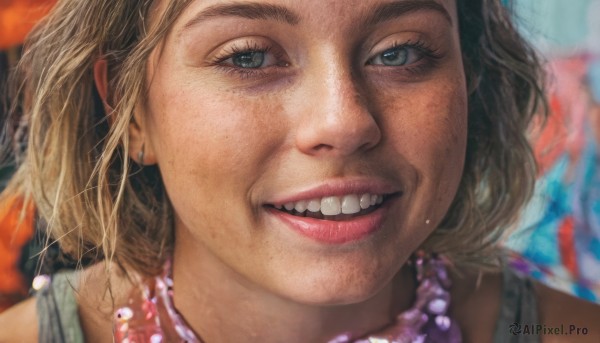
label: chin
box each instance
[288,279,391,307]
[268,259,401,306]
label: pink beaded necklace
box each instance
[113,252,461,343]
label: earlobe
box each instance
[129,108,158,166]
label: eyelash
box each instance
[208,41,283,79]
[209,39,443,79]
[365,39,444,78]
[374,39,443,65]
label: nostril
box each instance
[312,144,334,152]
[358,141,376,152]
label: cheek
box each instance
[380,80,468,217]
[425,86,468,180]
[384,82,466,159]
[144,84,288,218]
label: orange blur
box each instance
[0,196,35,312]
[0,0,57,49]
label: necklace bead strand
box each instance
[113,253,461,343]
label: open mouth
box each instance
[266,193,399,221]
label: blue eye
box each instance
[212,42,290,79]
[379,48,409,66]
[369,45,426,67]
[232,51,265,69]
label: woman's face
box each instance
[140,0,467,304]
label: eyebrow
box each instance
[182,2,300,30]
[181,0,451,33]
[364,0,453,27]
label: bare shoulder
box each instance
[450,268,503,342]
[0,297,38,342]
[535,281,600,343]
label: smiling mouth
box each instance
[267,193,399,221]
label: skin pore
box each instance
[129,0,468,341]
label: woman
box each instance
[0,0,599,342]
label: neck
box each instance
[172,240,416,343]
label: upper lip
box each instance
[265,177,403,205]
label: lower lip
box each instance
[266,201,392,244]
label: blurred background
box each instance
[0,0,57,312]
[504,0,600,303]
[0,0,599,313]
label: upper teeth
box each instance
[275,194,384,215]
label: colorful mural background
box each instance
[506,0,600,302]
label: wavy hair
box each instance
[425,0,546,266]
[2,0,546,276]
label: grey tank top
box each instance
[35,272,84,343]
[35,266,539,343]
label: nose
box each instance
[294,57,382,158]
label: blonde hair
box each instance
[4,0,192,275]
[2,0,546,276]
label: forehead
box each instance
[166,0,457,35]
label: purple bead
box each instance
[436,268,452,288]
[423,317,462,343]
[434,315,451,331]
[327,333,352,343]
[427,298,449,315]
[150,334,163,343]
[363,336,391,343]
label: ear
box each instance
[93,59,157,165]
[93,59,113,116]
